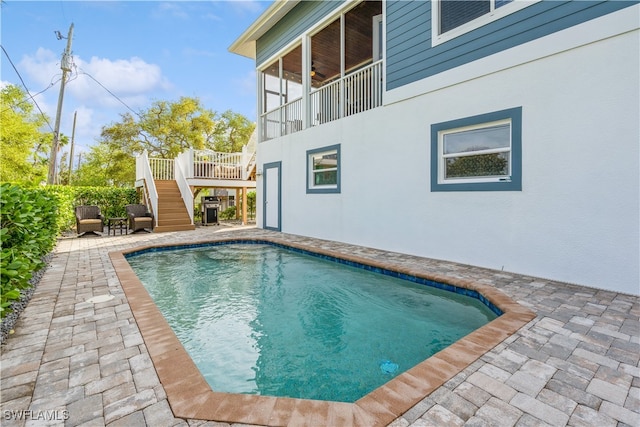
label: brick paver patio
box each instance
[1,226,638,426]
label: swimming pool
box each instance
[112,235,535,425]
[126,242,498,402]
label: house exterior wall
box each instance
[254,4,639,295]
[386,0,632,90]
[256,0,344,67]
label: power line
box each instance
[0,79,60,115]
[0,44,55,132]
[79,70,141,118]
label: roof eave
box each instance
[228,0,301,60]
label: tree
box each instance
[72,143,135,187]
[0,85,52,184]
[246,190,256,219]
[73,97,255,186]
[213,110,255,153]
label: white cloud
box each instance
[17,48,174,146]
[64,105,100,148]
[19,48,64,89]
[19,49,172,110]
[154,2,189,19]
[226,0,266,15]
[73,55,172,107]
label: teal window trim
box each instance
[431,107,522,192]
[306,144,341,194]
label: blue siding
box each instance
[386,0,637,91]
[256,1,344,67]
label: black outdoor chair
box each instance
[75,205,104,236]
[125,204,154,233]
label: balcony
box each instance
[260,60,383,141]
[259,0,383,142]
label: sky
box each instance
[1,0,270,160]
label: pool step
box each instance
[154,180,195,233]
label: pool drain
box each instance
[380,360,398,374]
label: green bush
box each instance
[0,183,138,317]
[46,186,138,233]
[219,206,237,220]
[1,183,58,318]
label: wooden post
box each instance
[235,188,241,220]
[242,187,248,225]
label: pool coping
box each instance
[109,236,536,426]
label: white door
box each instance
[263,162,281,231]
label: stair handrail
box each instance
[175,151,194,224]
[241,129,257,180]
[137,150,159,227]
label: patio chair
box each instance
[126,204,154,233]
[75,205,105,236]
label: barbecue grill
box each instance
[201,196,220,225]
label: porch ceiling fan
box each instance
[311,61,326,79]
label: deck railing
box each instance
[174,151,194,224]
[135,151,159,227]
[193,150,244,180]
[343,60,383,117]
[149,158,175,180]
[261,97,303,142]
[311,60,383,126]
[310,78,341,125]
[136,143,256,224]
[144,148,253,182]
[259,60,383,141]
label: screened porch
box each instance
[260,0,383,142]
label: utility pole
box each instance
[47,23,74,185]
[68,111,77,185]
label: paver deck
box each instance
[1,226,638,426]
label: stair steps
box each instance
[153,180,195,233]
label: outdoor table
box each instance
[107,217,128,236]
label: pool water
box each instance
[127,244,497,402]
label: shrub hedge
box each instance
[0,183,138,318]
[45,186,138,233]
[218,206,238,220]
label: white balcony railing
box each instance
[193,150,244,180]
[312,60,383,126]
[175,151,194,224]
[149,158,175,180]
[145,148,252,182]
[138,144,255,224]
[135,151,159,227]
[261,96,303,142]
[343,60,383,117]
[259,60,383,141]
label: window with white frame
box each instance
[307,145,340,193]
[431,107,522,191]
[433,0,535,45]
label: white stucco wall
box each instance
[256,9,640,295]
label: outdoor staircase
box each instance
[153,180,195,233]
